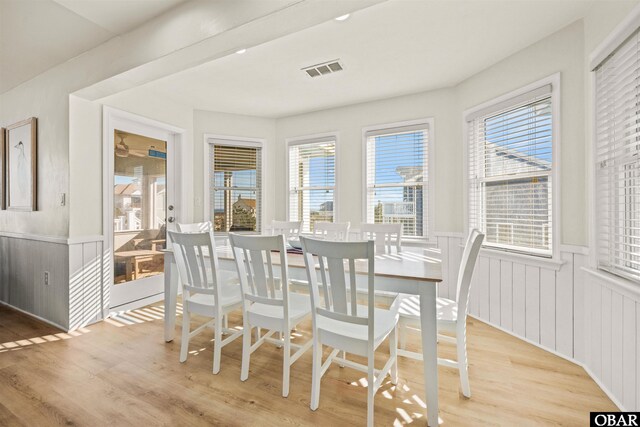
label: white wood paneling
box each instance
[573,252,588,363]
[622,297,636,410]
[525,265,540,343]
[0,234,104,331]
[489,257,501,325]
[512,262,526,337]
[611,292,624,400]
[500,260,512,330]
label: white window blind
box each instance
[365,124,429,238]
[467,86,553,256]
[288,138,335,233]
[595,28,640,282]
[209,141,262,233]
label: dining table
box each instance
[162,244,443,426]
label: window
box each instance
[364,122,430,238]
[467,84,554,256]
[595,28,640,282]
[288,137,336,233]
[208,139,262,233]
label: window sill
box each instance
[581,267,640,300]
[460,245,566,270]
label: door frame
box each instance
[102,106,185,312]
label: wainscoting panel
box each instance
[0,235,69,329]
[583,268,640,411]
[0,233,105,331]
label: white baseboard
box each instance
[0,300,67,332]
[109,292,165,313]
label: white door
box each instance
[105,111,180,309]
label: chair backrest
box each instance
[455,229,484,324]
[271,220,302,240]
[300,237,375,342]
[360,223,402,254]
[176,221,220,269]
[312,222,350,241]
[229,233,291,321]
[168,231,220,303]
[177,221,213,234]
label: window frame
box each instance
[463,73,561,261]
[203,134,265,235]
[285,132,339,233]
[591,15,640,284]
[361,118,435,243]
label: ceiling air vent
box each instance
[302,59,343,78]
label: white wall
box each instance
[192,110,277,226]
[275,87,458,233]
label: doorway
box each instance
[104,109,182,310]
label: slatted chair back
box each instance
[360,223,402,254]
[455,229,484,324]
[313,222,351,241]
[168,231,220,302]
[177,221,220,270]
[229,233,290,317]
[271,220,302,240]
[300,237,375,338]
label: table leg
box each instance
[164,252,178,342]
[420,285,439,426]
[125,260,133,282]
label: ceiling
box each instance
[0,0,188,93]
[139,0,595,118]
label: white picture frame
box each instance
[6,117,37,211]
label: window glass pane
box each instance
[210,143,261,233]
[483,176,551,251]
[468,92,553,256]
[289,189,334,232]
[365,128,428,238]
[368,185,423,237]
[288,140,336,233]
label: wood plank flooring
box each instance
[0,302,615,426]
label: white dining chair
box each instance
[177,221,214,234]
[398,229,484,397]
[168,230,243,374]
[270,220,302,240]
[312,221,350,241]
[360,223,402,254]
[229,233,312,397]
[177,221,237,328]
[300,237,399,427]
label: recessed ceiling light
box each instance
[236,48,247,55]
[335,14,350,21]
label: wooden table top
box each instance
[115,250,164,258]
[213,246,442,283]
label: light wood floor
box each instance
[0,302,615,426]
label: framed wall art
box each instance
[0,128,4,209]
[6,118,37,211]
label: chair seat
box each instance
[317,304,398,354]
[185,282,242,315]
[398,294,458,324]
[247,292,311,326]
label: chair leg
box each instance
[241,323,252,382]
[339,351,346,368]
[277,331,283,349]
[457,331,471,398]
[399,322,407,350]
[367,356,375,427]
[213,317,223,374]
[179,307,190,363]
[223,315,229,332]
[255,327,261,342]
[310,340,322,411]
[390,326,398,385]
[282,331,291,397]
